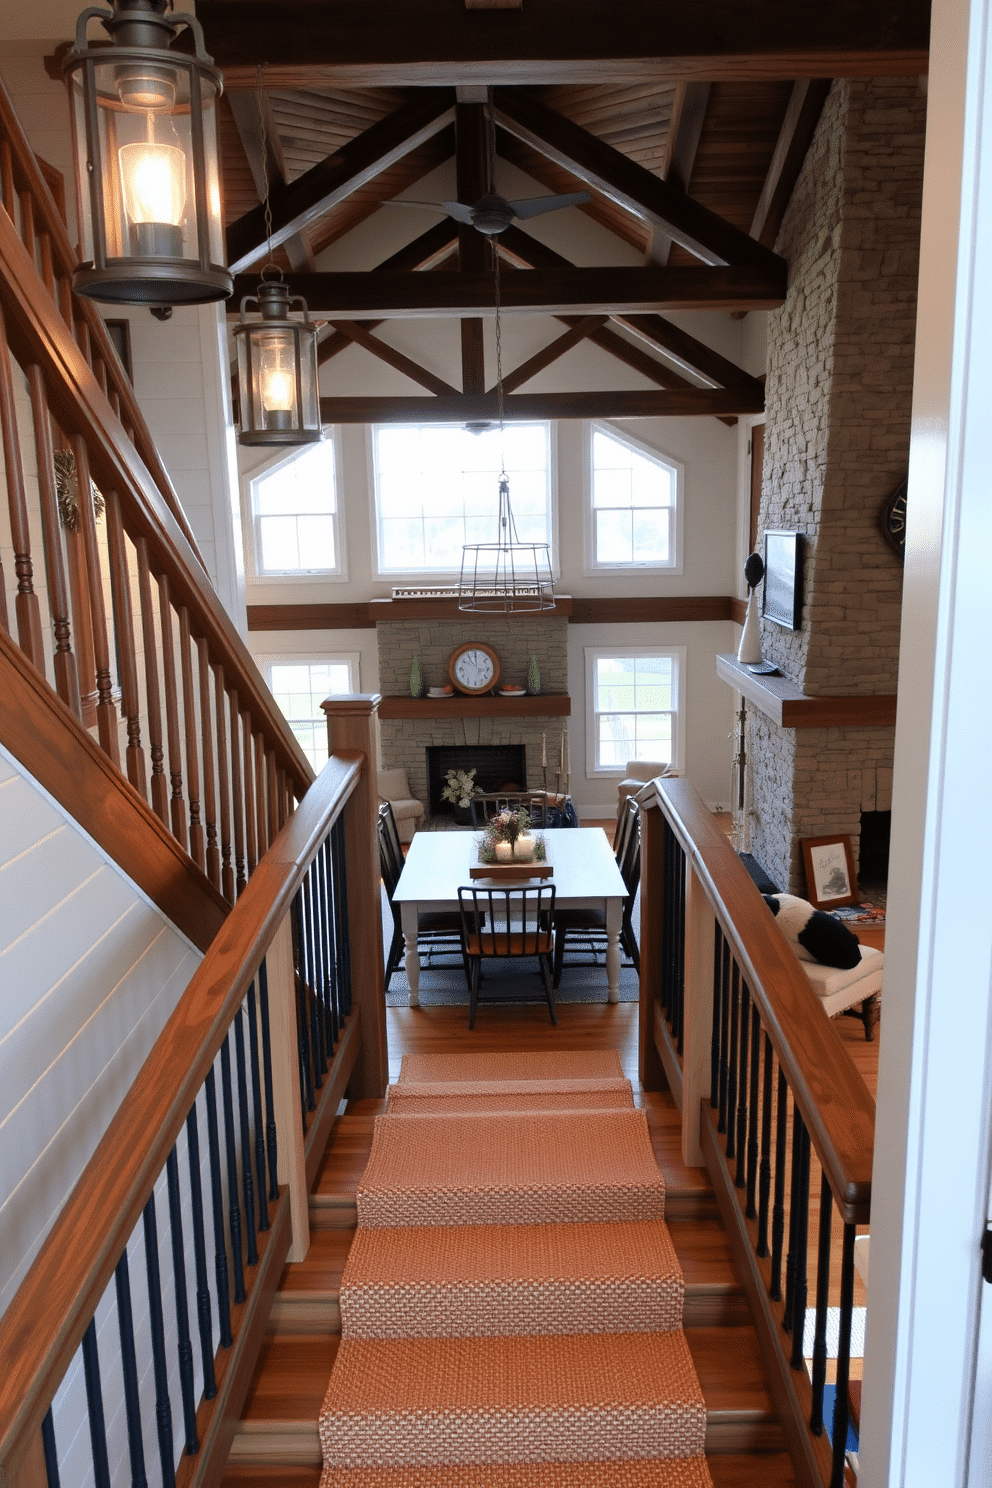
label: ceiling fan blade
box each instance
[509,191,591,220]
[380,199,450,215]
[440,200,477,225]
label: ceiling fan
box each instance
[382,87,589,236]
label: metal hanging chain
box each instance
[487,87,507,479]
[255,63,277,276]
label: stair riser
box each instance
[340,1279,683,1337]
[358,1185,666,1228]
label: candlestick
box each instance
[542,733,547,768]
[559,727,565,773]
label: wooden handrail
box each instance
[641,775,875,1222]
[0,754,361,1483]
[0,78,204,565]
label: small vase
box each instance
[410,655,424,697]
[527,654,541,695]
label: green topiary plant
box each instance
[527,654,541,695]
[410,655,424,698]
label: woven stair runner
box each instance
[319,1051,714,1487]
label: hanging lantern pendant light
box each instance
[233,269,322,445]
[458,89,555,614]
[63,0,231,305]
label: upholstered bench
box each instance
[800,943,883,1041]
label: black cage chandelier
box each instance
[63,0,231,305]
[457,93,555,614]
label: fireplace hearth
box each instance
[427,744,528,819]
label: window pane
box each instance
[591,426,677,569]
[269,660,355,771]
[296,515,337,569]
[631,509,670,563]
[374,423,551,572]
[596,509,632,565]
[591,651,678,771]
[252,440,338,572]
[259,515,299,571]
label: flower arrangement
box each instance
[477,808,547,865]
[440,767,482,808]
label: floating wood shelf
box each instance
[379,693,571,719]
[716,654,897,729]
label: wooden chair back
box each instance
[377,802,404,901]
[457,883,556,958]
[470,793,550,829]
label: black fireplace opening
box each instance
[859,810,891,882]
[426,744,528,818]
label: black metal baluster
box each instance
[81,1318,112,1488]
[258,958,280,1201]
[165,1149,199,1453]
[310,846,330,1066]
[333,815,352,1014]
[184,1103,217,1395]
[718,933,731,1133]
[710,921,721,1109]
[141,1194,177,1487]
[735,979,750,1188]
[232,1008,259,1266]
[675,843,687,1055]
[219,1034,246,1303]
[246,982,270,1233]
[757,1033,774,1256]
[810,1171,833,1434]
[746,1005,761,1219]
[661,821,674,1024]
[322,836,339,1048]
[292,890,315,1115]
[831,1222,857,1488]
[42,1409,61,1488]
[304,864,326,1082]
[784,1100,802,1329]
[770,1067,788,1300]
[726,961,740,1161]
[204,1069,233,1347]
[115,1249,149,1488]
[789,1119,811,1368]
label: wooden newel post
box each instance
[321,694,388,1099]
[638,796,667,1093]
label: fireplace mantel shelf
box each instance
[380,693,571,720]
[716,654,897,728]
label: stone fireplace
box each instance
[376,610,570,818]
[426,743,527,818]
[745,77,926,893]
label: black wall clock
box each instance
[879,477,908,562]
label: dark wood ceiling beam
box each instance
[329,322,459,395]
[497,225,765,399]
[650,80,711,265]
[225,88,315,271]
[319,387,764,423]
[456,102,490,394]
[200,1,930,85]
[750,79,833,248]
[494,87,782,269]
[225,88,456,272]
[232,264,787,317]
[495,316,609,394]
[577,322,739,427]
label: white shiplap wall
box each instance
[0,742,202,1316]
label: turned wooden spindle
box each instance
[0,304,46,670]
[0,138,14,219]
[71,436,120,765]
[135,537,169,825]
[157,572,188,849]
[229,690,248,893]
[213,663,235,902]
[241,706,257,879]
[254,731,269,858]
[104,490,146,798]
[197,636,220,890]
[25,365,81,717]
[178,606,205,871]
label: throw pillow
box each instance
[763,893,862,970]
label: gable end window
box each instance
[588,424,681,572]
[248,439,341,577]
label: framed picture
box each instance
[801,835,859,910]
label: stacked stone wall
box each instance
[749,78,925,891]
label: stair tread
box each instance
[320,1332,707,1467]
[386,1077,634,1113]
[320,1463,715,1486]
[219,1453,795,1486]
[279,1229,353,1292]
[398,1051,626,1083]
[340,1220,684,1336]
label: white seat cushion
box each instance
[389,797,423,823]
[802,943,883,999]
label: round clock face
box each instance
[448,643,500,694]
[879,477,908,562]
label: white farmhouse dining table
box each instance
[393,827,628,1006]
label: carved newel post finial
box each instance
[737,552,765,666]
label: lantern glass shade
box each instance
[235,319,321,445]
[65,42,230,304]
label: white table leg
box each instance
[401,902,420,1008]
[606,898,622,1004]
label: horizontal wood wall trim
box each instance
[570,596,735,624]
[379,693,571,719]
[0,630,228,953]
[729,596,748,625]
[716,652,898,728]
[248,596,741,630]
[641,774,874,1224]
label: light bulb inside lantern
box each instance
[260,358,296,413]
[118,115,186,257]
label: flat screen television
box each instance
[762,530,804,630]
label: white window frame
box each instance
[261,652,360,770]
[584,645,686,776]
[584,422,684,576]
[245,436,347,583]
[368,421,558,579]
